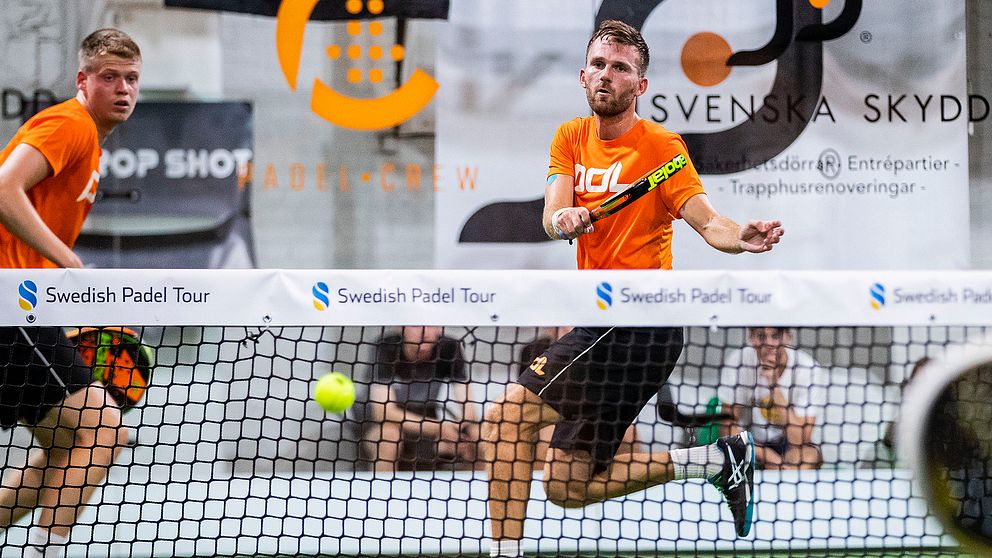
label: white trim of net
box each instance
[2,269,991,327]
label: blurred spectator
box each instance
[719,327,825,470]
[860,356,931,469]
[361,326,479,471]
[517,327,640,470]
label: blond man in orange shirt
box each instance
[483,20,784,557]
[0,29,141,557]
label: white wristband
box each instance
[551,207,569,240]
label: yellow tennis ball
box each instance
[313,372,355,413]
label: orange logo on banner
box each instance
[680,0,834,87]
[275,0,439,130]
[680,32,733,88]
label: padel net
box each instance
[0,268,988,557]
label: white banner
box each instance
[3,269,992,327]
[435,0,969,270]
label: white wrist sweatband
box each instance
[551,207,569,240]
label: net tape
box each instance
[0,270,989,556]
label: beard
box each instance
[585,85,637,118]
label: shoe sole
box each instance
[740,431,755,537]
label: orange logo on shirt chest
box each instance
[76,170,99,203]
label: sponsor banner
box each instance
[163,0,449,20]
[4,269,992,327]
[435,0,969,270]
[78,101,255,269]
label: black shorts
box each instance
[517,326,684,471]
[0,326,93,428]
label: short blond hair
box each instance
[79,28,141,72]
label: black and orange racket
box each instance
[65,326,155,410]
[589,153,689,223]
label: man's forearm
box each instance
[543,204,563,240]
[700,215,744,254]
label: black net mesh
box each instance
[0,324,981,557]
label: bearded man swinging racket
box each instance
[482,19,784,558]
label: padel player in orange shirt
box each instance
[0,29,141,558]
[484,20,784,557]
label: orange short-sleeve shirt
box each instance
[0,99,100,268]
[548,117,705,270]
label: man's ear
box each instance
[636,75,648,97]
[76,70,87,94]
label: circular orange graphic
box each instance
[681,32,733,87]
[390,44,406,62]
[809,0,830,7]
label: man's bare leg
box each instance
[484,386,756,552]
[0,385,127,546]
[41,387,126,539]
[0,446,48,528]
[542,448,678,507]
[481,384,560,552]
[543,432,756,538]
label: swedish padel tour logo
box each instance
[312,282,330,311]
[869,282,885,310]
[17,280,38,311]
[596,282,613,310]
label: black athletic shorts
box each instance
[517,326,684,472]
[0,326,93,428]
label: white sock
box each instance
[490,538,523,557]
[670,443,725,480]
[25,527,68,558]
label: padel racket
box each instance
[901,346,992,554]
[589,153,688,222]
[65,326,154,410]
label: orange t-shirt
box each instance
[548,117,705,270]
[0,99,100,268]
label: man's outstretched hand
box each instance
[739,220,784,253]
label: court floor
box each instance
[258,548,977,558]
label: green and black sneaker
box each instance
[707,431,755,537]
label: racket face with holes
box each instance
[902,346,992,554]
[589,153,688,223]
[922,364,992,551]
[65,327,154,409]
